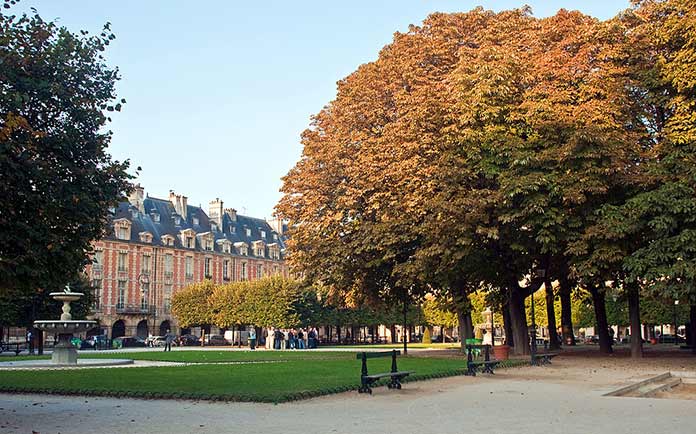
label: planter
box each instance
[492,344,510,361]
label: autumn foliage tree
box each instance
[278,0,696,359]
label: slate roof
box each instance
[108,196,285,258]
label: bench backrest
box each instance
[356,350,401,360]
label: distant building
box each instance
[84,185,288,338]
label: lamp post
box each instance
[531,269,545,365]
[674,300,679,346]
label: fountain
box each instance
[33,285,99,365]
[0,285,133,369]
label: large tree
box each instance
[0,2,133,306]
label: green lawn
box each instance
[0,351,526,402]
[0,350,355,363]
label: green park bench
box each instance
[0,341,26,356]
[357,350,413,394]
[532,352,558,365]
[465,344,500,376]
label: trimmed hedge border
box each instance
[0,358,530,403]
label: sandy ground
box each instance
[1,353,695,434]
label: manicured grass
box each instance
[0,350,355,363]
[323,343,460,349]
[0,352,527,402]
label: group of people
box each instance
[267,327,318,350]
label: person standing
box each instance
[274,328,284,350]
[26,330,33,354]
[249,327,257,350]
[164,329,174,352]
[297,328,305,349]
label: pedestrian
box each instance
[164,329,174,352]
[249,327,257,350]
[297,328,305,349]
[274,328,284,350]
[26,330,33,354]
[308,327,317,349]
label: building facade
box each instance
[84,185,288,338]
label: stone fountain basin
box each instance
[49,292,84,303]
[34,320,97,334]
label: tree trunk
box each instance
[589,285,613,354]
[336,325,341,345]
[457,308,474,352]
[690,304,696,355]
[35,327,44,355]
[502,301,514,347]
[545,278,560,350]
[402,303,408,355]
[558,276,575,345]
[508,288,530,355]
[628,287,643,358]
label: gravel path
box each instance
[1,356,695,434]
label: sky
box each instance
[16,1,631,219]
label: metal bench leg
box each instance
[465,362,477,376]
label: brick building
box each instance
[84,185,288,338]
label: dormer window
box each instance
[193,217,199,225]
[139,231,153,243]
[217,239,232,254]
[245,228,251,237]
[174,216,181,225]
[114,219,132,241]
[261,230,266,239]
[211,222,218,232]
[151,213,160,223]
[180,229,196,249]
[235,242,248,256]
[273,233,278,241]
[161,234,175,247]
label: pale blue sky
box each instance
[17,1,630,219]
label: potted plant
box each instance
[493,344,510,360]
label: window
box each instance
[174,216,181,225]
[92,279,102,309]
[231,260,237,281]
[205,240,213,251]
[245,228,251,237]
[223,260,229,280]
[164,254,173,277]
[261,230,266,239]
[211,222,218,232]
[118,252,128,272]
[164,284,172,312]
[153,213,160,222]
[204,257,212,278]
[256,246,264,257]
[256,264,263,278]
[142,254,151,274]
[140,282,149,310]
[185,257,193,279]
[186,236,194,249]
[273,265,279,275]
[273,233,278,241]
[118,226,129,240]
[117,280,126,309]
[193,217,199,225]
[241,262,247,281]
[93,250,103,268]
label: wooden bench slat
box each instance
[356,350,401,360]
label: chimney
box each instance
[268,217,285,235]
[128,184,145,213]
[168,190,188,220]
[209,198,223,229]
[225,208,237,222]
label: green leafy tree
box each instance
[171,281,214,328]
[0,2,133,330]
